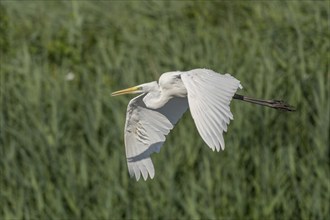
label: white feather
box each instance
[181,69,242,151]
[124,95,188,180]
[116,68,242,180]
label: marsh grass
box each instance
[1,1,329,219]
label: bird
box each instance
[111,68,294,181]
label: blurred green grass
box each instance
[0,1,329,220]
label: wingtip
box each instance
[134,172,155,181]
[215,144,225,152]
[129,161,156,181]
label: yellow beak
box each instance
[111,86,141,96]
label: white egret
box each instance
[112,69,294,181]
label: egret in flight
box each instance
[112,69,294,181]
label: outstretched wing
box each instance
[181,69,242,151]
[124,94,188,181]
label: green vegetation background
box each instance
[1,1,329,220]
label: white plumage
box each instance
[112,69,242,180]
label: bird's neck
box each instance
[143,92,170,109]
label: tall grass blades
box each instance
[1,1,329,220]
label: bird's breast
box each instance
[169,86,187,98]
[160,77,187,98]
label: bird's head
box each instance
[111,81,159,96]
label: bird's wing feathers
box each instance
[124,94,188,180]
[181,69,242,151]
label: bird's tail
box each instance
[233,94,295,111]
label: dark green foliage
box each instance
[1,1,329,220]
